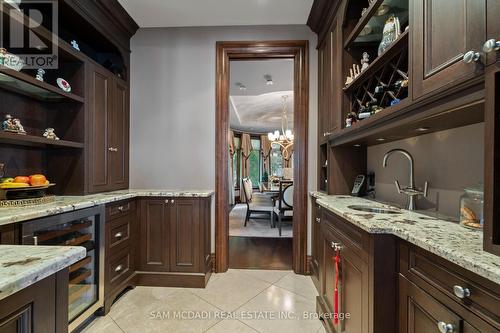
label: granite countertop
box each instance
[311,193,500,285]
[0,189,214,226]
[0,245,85,301]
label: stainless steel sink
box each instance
[348,205,402,214]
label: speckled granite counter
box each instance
[311,193,500,285]
[0,189,214,226]
[0,245,85,301]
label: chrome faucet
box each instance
[382,149,428,210]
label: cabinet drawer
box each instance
[106,215,131,254]
[106,199,136,221]
[400,242,500,327]
[107,246,133,294]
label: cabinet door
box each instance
[139,199,169,272]
[169,198,201,272]
[88,65,113,193]
[318,44,328,142]
[329,19,342,134]
[109,78,129,189]
[486,0,500,65]
[398,276,484,333]
[412,0,486,99]
[311,202,321,290]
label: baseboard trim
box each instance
[135,271,208,288]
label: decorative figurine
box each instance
[361,52,370,71]
[43,128,59,140]
[2,114,16,132]
[70,40,80,51]
[345,68,354,85]
[378,14,401,56]
[345,112,358,128]
[12,118,26,134]
[345,64,362,86]
[56,78,72,92]
[35,68,45,82]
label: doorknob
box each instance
[463,50,481,63]
[437,322,455,333]
[483,39,500,53]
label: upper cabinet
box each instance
[412,0,486,99]
[87,64,130,193]
[485,0,500,65]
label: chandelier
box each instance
[268,95,294,153]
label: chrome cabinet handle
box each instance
[114,232,123,239]
[331,242,343,251]
[316,217,321,223]
[165,199,169,203]
[437,322,455,333]
[108,147,118,152]
[114,264,123,272]
[171,199,175,203]
[117,206,124,212]
[323,132,332,137]
[453,285,470,299]
[463,50,480,63]
[483,39,500,53]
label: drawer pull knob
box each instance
[453,285,470,299]
[463,50,480,64]
[171,199,175,203]
[437,322,455,333]
[316,217,321,223]
[114,264,123,272]
[331,242,343,251]
[117,206,124,212]
[483,39,500,53]
[114,232,123,239]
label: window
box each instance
[232,137,241,188]
[270,143,283,176]
[249,138,261,187]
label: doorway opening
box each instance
[215,41,309,273]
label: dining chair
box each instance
[272,180,293,236]
[241,178,274,227]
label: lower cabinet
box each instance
[0,270,68,333]
[310,198,321,289]
[137,197,212,288]
[316,209,396,333]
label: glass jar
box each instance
[459,184,484,230]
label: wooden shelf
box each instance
[344,0,385,49]
[0,131,84,149]
[0,66,85,103]
[343,30,409,93]
[330,84,485,147]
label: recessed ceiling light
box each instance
[264,74,274,85]
[416,126,430,132]
[239,85,247,91]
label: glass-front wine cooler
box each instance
[21,205,105,332]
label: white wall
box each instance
[129,25,318,253]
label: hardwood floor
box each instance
[229,236,293,270]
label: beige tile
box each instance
[233,269,292,284]
[317,324,327,333]
[237,285,321,333]
[190,270,271,312]
[110,289,220,333]
[274,273,318,301]
[205,320,259,333]
[81,316,123,333]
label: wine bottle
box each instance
[374,79,408,95]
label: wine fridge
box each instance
[21,206,105,332]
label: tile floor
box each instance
[82,269,327,333]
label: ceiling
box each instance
[117,0,314,28]
[229,60,294,133]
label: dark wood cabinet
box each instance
[412,0,486,99]
[88,65,130,193]
[139,199,170,272]
[485,0,500,65]
[317,209,396,333]
[0,271,68,333]
[310,199,322,290]
[137,197,212,288]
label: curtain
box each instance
[260,135,272,177]
[281,145,293,168]
[228,131,236,205]
[240,133,252,202]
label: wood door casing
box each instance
[88,65,112,192]
[412,0,486,99]
[139,199,169,272]
[169,198,201,272]
[109,78,129,189]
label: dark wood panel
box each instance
[228,236,292,270]
[412,0,486,99]
[310,199,321,291]
[109,78,129,189]
[486,0,500,65]
[139,199,169,272]
[169,199,200,272]
[88,64,112,193]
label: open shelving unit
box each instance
[0,131,84,148]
